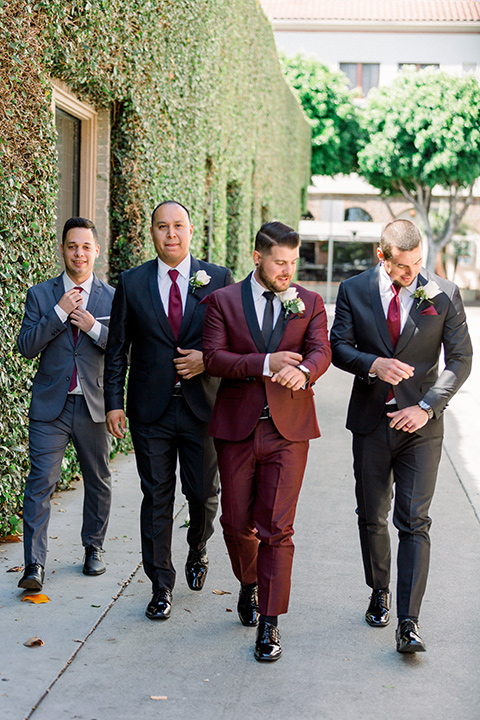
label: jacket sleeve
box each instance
[296,294,331,384]
[203,292,265,379]
[330,281,379,382]
[103,274,130,412]
[422,285,472,415]
[17,286,67,359]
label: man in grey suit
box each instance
[17,217,115,591]
[330,219,472,653]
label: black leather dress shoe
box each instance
[18,563,44,590]
[365,589,391,627]
[254,621,282,662]
[145,589,172,620]
[396,619,426,653]
[83,546,106,576]
[237,584,259,627]
[185,547,209,591]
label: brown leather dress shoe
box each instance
[83,546,106,576]
[365,589,391,627]
[237,584,259,627]
[254,621,282,662]
[146,589,172,620]
[18,563,44,590]
[185,547,209,591]
[396,619,426,653]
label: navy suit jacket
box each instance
[17,273,115,423]
[104,255,234,424]
[330,264,472,437]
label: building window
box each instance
[398,63,439,71]
[55,108,81,236]
[52,82,97,242]
[345,207,372,222]
[340,63,379,96]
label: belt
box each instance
[259,405,271,420]
[171,385,183,397]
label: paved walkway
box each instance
[1,307,479,720]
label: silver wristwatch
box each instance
[418,400,434,420]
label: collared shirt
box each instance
[54,272,102,395]
[157,254,191,315]
[379,263,417,331]
[251,271,282,377]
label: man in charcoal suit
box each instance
[17,217,114,590]
[203,221,331,661]
[104,200,233,620]
[330,219,472,653]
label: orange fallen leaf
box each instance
[225,608,233,612]
[24,636,44,647]
[212,589,232,595]
[7,566,23,573]
[21,594,50,604]
[2,535,21,543]
[150,696,168,700]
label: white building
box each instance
[261,0,480,293]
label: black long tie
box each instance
[262,291,275,347]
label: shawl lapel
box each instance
[370,264,394,353]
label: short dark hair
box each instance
[380,219,422,259]
[151,200,191,226]
[255,221,300,253]
[62,217,98,245]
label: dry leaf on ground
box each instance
[2,535,21,543]
[212,589,232,595]
[21,594,50,604]
[6,566,23,573]
[23,636,44,647]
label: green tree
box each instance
[358,68,480,272]
[281,53,362,176]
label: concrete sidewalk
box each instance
[1,307,479,720]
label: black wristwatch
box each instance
[418,400,434,420]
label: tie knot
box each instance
[168,269,179,283]
[74,286,83,292]
[391,284,401,297]
[263,291,275,302]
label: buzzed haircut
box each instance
[62,217,98,245]
[380,219,422,260]
[255,221,300,254]
[151,200,191,226]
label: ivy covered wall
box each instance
[0,0,311,536]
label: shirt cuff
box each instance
[54,304,68,323]
[87,320,102,343]
[263,353,273,377]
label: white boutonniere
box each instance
[411,279,441,309]
[189,269,211,293]
[278,286,305,317]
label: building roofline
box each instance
[272,19,480,33]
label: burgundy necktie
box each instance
[386,283,401,401]
[68,287,83,392]
[168,269,182,339]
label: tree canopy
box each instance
[281,53,362,176]
[359,67,480,270]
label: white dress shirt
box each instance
[157,254,191,315]
[54,272,102,395]
[378,263,417,331]
[251,272,282,377]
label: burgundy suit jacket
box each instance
[203,274,331,442]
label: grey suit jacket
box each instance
[330,264,472,437]
[17,273,115,423]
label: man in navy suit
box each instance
[331,219,472,653]
[17,217,115,591]
[104,200,233,620]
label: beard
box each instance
[256,262,291,293]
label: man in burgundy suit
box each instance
[203,221,331,662]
